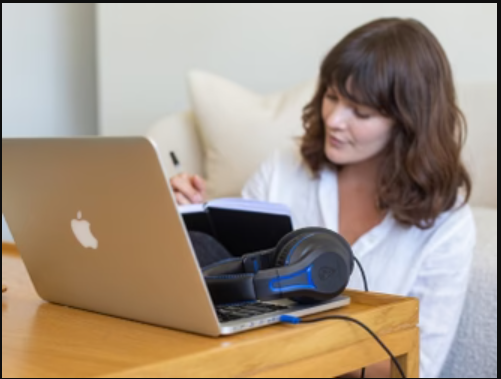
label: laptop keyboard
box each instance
[216,302,291,323]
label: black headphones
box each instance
[203,227,354,306]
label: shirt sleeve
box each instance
[409,205,476,378]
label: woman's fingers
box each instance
[170,174,204,204]
[175,191,192,206]
[192,175,207,199]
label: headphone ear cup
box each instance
[273,227,327,265]
[275,232,316,268]
[274,229,355,305]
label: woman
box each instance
[171,18,476,378]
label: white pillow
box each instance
[188,70,316,199]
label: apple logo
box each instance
[71,211,98,249]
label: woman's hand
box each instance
[170,173,207,205]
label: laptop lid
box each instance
[2,137,221,336]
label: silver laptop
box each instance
[2,137,350,337]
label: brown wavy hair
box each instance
[301,18,471,229]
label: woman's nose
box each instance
[325,105,350,130]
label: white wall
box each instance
[2,3,97,242]
[97,3,497,137]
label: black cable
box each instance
[354,256,369,292]
[361,366,366,378]
[361,365,366,378]
[354,256,369,378]
[281,315,406,378]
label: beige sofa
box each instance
[147,79,497,378]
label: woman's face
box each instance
[322,86,394,166]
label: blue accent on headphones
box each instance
[269,265,316,294]
[254,259,260,273]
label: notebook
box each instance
[179,198,293,256]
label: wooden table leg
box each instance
[391,327,420,378]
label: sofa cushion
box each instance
[440,207,498,378]
[188,70,316,199]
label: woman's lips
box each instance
[328,135,349,147]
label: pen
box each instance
[170,151,183,175]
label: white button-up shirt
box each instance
[242,143,475,378]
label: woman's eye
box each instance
[355,109,371,119]
[326,93,338,101]
[326,92,372,119]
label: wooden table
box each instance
[2,243,419,378]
